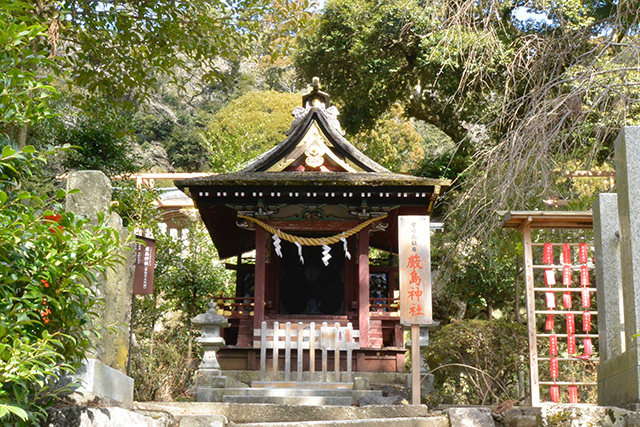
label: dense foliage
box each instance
[0,145,125,425]
[295,0,640,233]
[424,319,528,405]
[204,90,301,172]
[129,214,235,401]
[0,1,56,133]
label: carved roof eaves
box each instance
[240,106,389,174]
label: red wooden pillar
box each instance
[358,226,370,348]
[254,226,266,336]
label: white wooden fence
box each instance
[254,321,360,383]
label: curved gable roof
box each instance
[241,105,390,173]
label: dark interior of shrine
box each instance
[279,241,345,315]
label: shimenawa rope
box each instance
[237,213,387,246]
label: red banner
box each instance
[569,385,579,403]
[579,243,588,264]
[543,243,553,264]
[582,289,591,308]
[563,265,572,287]
[549,335,558,356]
[133,236,156,295]
[583,311,591,332]
[580,265,589,287]
[562,244,571,265]
[567,334,576,354]
[550,385,560,403]
[550,357,559,378]
[546,314,555,331]
[563,291,572,309]
[566,313,575,334]
[584,337,593,356]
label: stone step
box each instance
[229,416,448,427]
[221,370,409,386]
[252,381,354,389]
[222,395,355,405]
[219,388,382,398]
[133,402,432,424]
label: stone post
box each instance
[593,193,624,361]
[65,171,135,406]
[615,127,640,347]
[597,127,640,408]
[192,301,230,401]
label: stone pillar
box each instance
[65,171,134,406]
[593,194,624,361]
[597,127,640,408]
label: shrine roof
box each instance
[176,77,450,192]
[498,210,593,229]
[175,79,451,258]
[177,171,448,189]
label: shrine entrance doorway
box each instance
[279,241,345,316]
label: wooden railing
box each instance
[369,297,400,317]
[215,296,254,318]
[254,321,360,383]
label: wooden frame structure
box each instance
[500,211,597,406]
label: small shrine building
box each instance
[176,81,450,373]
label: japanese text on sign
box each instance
[399,216,432,325]
[133,236,156,295]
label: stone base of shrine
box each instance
[598,344,640,408]
[218,346,407,373]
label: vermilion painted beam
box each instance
[265,220,362,232]
[254,226,266,334]
[358,226,370,348]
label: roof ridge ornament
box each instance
[287,77,345,136]
[302,77,330,108]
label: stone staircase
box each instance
[133,402,446,427]
[220,381,382,405]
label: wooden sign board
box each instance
[398,216,432,325]
[133,236,156,295]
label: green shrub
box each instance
[0,145,125,425]
[424,319,528,405]
[131,325,199,401]
[203,90,300,172]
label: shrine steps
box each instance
[133,402,440,426]
[220,384,382,405]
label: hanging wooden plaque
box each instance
[133,236,156,295]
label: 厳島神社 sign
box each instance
[398,216,432,325]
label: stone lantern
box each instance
[191,301,230,401]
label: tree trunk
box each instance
[150,294,157,356]
[486,301,493,320]
[514,255,522,323]
[17,125,27,148]
[187,333,193,368]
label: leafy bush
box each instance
[0,145,125,425]
[204,90,300,172]
[129,218,235,401]
[424,319,528,405]
[131,324,198,402]
[56,114,140,177]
